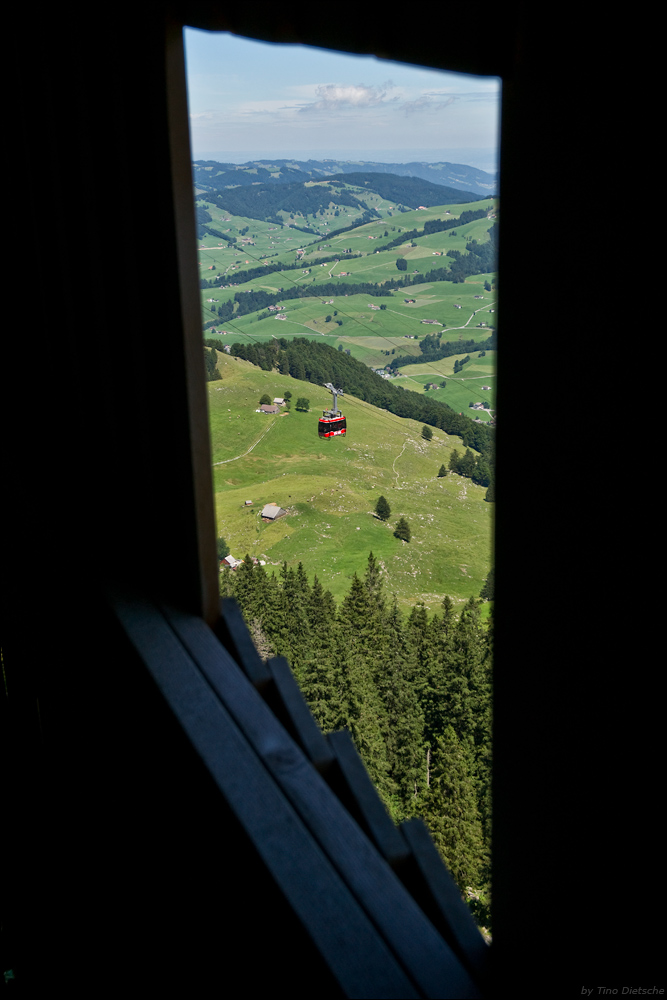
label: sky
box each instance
[184,30,501,175]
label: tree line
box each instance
[326,172,482,209]
[203,252,493,318]
[198,252,364,290]
[221,552,492,928]
[381,207,490,252]
[225,337,493,459]
[389,334,496,369]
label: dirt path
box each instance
[212,417,277,466]
[393,440,408,482]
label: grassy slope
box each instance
[210,352,493,613]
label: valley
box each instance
[199,167,496,612]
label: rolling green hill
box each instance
[193,158,497,198]
[210,352,493,613]
[198,198,496,396]
[200,182,496,611]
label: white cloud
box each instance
[300,81,395,112]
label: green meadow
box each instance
[210,352,493,613]
[204,285,494,359]
[198,196,496,306]
[403,355,497,419]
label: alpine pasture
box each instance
[202,186,496,609]
[210,352,493,613]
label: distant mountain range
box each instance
[193,158,496,198]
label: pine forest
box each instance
[222,552,492,930]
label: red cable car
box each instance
[318,413,347,438]
[318,383,346,438]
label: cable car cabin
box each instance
[318,412,347,437]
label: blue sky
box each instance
[184,30,501,174]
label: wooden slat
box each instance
[164,607,482,999]
[264,655,335,773]
[115,596,420,999]
[399,818,490,990]
[326,730,410,869]
[213,597,271,688]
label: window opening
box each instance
[184,28,499,934]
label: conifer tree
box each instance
[275,562,313,683]
[376,596,425,818]
[338,572,393,804]
[299,575,348,734]
[234,556,262,619]
[437,464,447,478]
[479,568,494,601]
[363,551,384,609]
[375,495,391,521]
[405,602,430,697]
[422,726,489,894]
[219,563,234,598]
[394,517,411,542]
[458,448,476,478]
[421,598,456,748]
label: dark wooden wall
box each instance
[4,9,659,993]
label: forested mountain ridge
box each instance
[193,157,496,197]
[195,169,482,221]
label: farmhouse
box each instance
[261,503,287,521]
[221,555,243,569]
[259,404,280,414]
